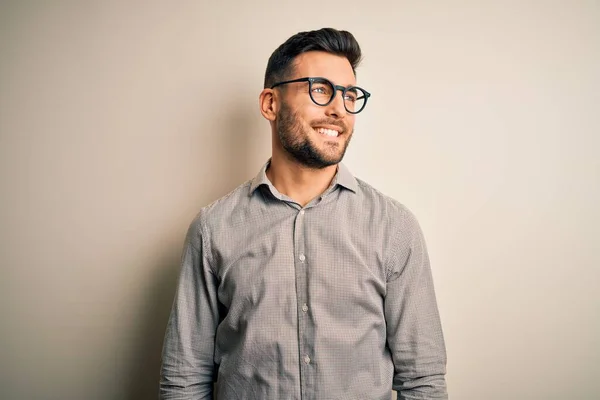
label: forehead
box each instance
[292,51,356,86]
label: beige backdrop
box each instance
[1,1,599,399]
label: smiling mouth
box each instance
[314,127,341,138]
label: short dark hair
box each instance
[264,28,362,89]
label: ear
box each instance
[259,89,278,121]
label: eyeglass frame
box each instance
[270,77,371,114]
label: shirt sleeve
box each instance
[160,213,220,400]
[384,207,448,399]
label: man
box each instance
[160,28,447,400]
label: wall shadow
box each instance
[125,100,259,400]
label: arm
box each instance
[160,214,220,400]
[384,208,447,400]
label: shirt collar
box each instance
[333,161,359,193]
[249,159,358,196]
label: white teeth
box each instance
[316,128,339,137]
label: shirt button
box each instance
[300,210,305,215]
[299,254,305,262]
[302,304,308,312]
[304,355,311,364]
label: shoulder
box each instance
[186,179,254,239]
[353,177,424,238]
[354,178,411,218]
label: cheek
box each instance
[294,105,320,127]
[346,115,356,128]
[307,105,331,123]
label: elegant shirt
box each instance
[160,161,447,400]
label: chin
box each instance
[318,153,346,167]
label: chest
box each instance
[210,206,388,311]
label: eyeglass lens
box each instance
[309,78,367,113]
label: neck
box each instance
[266,152,338,207]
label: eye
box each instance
[311,82,332,96]
[344,89,358,103]
[310,79,334,97]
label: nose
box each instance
[324,90,346,119]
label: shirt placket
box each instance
[293,205,315,400]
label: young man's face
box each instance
[274,51,357,169]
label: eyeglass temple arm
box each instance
[270,77,310,89]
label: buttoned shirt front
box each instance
[160,161,447,400]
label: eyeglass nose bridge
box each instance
[327,84,369,114]
[326,84,350,109]
[334,84,354,101]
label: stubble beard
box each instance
[276,102,352,169]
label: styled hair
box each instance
[264,28,362,88]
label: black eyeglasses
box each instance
[270,77,371,114]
